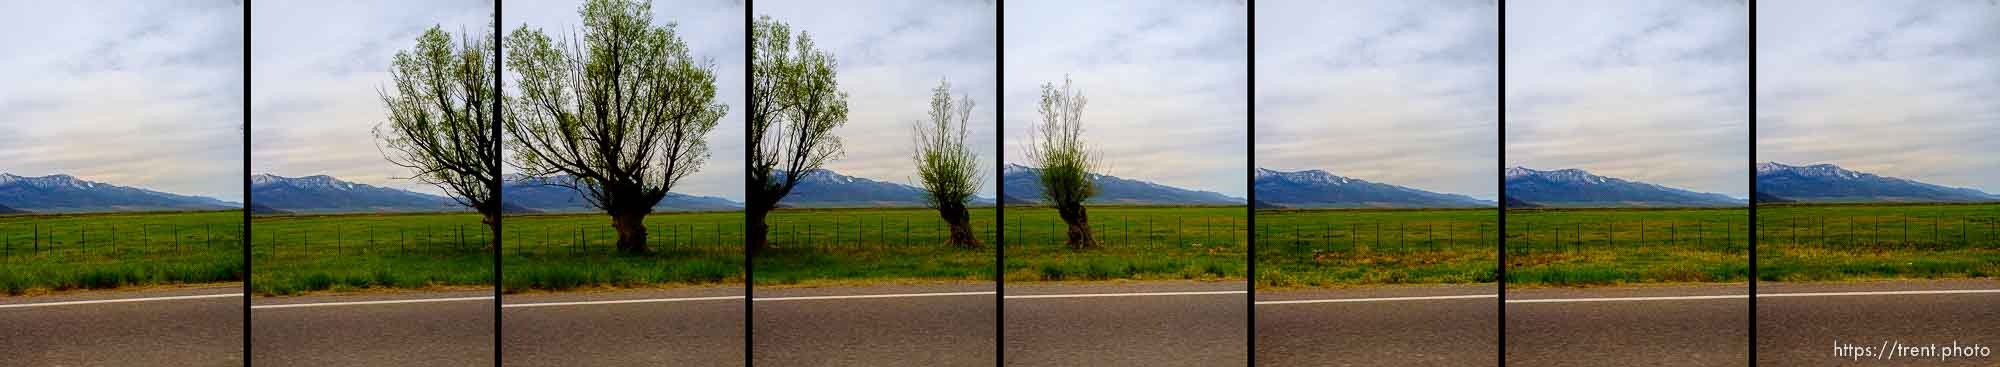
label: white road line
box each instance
[1507,294,1747,303]
[1256,294,1495,305]
[505,295,744,308]
[1005,290,1247,299]
[0,293,241,309]
[251,296,493,309]
[1757,289,2000,298]
[756,291,995,302]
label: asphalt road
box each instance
[1757,279,2000,367]
[1005,281,1248,366]
[1506,283,1751,366]
[754,283,995,366]
[250,290,494,366]
[0,285,244,366]
[503,286,745,367]
[1256,284,1498,366]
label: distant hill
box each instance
[1003,164,1242,206]
[1502,196,1541,208]
[0,173,237,213]
[770,169,992,208]
[0,203,25,214]
[248,202,291,215]
[1504,167,1743,207]
[1752,191,1793,204]
[503,175,741,212]
[1756,162,1998,203]
[1251,199,1285,209]
[251,174,462,214]
[1254,168,1490,208]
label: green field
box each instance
[1003,206,1245,282]
[1756,203,2000,282]
[1254,209,1497,288]
[0,211,243,295]
[504,211,743,292]
[250,213,491,296]
[1505,207,1749,286]
[754,207,993,286]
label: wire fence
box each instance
[1505,218,1749,256]
[251,223,489,262]
[1756,214,2000,250]
[765,215,997,251]
[506,222,743,256]
[0,223,243,264]
[1002,215,1246,250]
[1254,220,1496,254]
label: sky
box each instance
[251,0,493,196]
[1256,0,1496,200]
[756,0,998,198]
[1758,0,2000,193]
[504,0,745,202]
[1004,0,1249,199]
[0,1,244,202]
[1505,0,1749,199]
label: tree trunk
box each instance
[937,203,981,249]
[747,208,770,256]
[481,211,500,250]
[1057,204,1096,250]
[611,211,651,254]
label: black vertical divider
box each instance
[1746,0,1759,362]
[491,3,505,366]
[743,1,756,365]
[241,1,253,365]
[1244,2,1256,366]
[1495,1,1508,365]
[994,2,1006,366]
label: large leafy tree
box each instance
[376,23,501,245]
[504,0,725,254]
[748,16,848,255]
[1028,76,1100,249]
[912,79,983,249]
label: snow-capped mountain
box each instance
[1504,167,1742,207]
[1755,162,1997,203]
[502,174,742,212]
[1003,164,1243,205]
[1254,168,1490,208]
[251,174,462,213]
[767,169,993,208]
[0,173,237,213]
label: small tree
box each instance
[912,79,983,249]
[748,16,848,255]
[376,24,500,246]
[1028,76,1099,249]
[503,0,726,254]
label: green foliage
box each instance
[376,21,501,221]
[912,79,983,212]
[748,15,849,214]
[1027,76,1099,207]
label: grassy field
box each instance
[1254,208,1496,288]
[1757,203,2000,282]
[1505,207,1749,286]
[250,213,490,296]
[1003,206,1245,282]
[0,210,242,295]
[504,211,743,292]
[754,207,993,286]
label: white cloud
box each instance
[1505,0,1749,198]
[1757,0,2000,193]
[1256,0,1497,200]
[1003,0,1248,198]
[0,1,244,202]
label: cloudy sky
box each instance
[0,1,243,202]
[1505,0,1749,199]
[756,0,997,198]
[1004,0,1248,198]
[252,0,491,196]
[1758,0,2000,193]
[505,0,744,201]
[1256,0,1496,200]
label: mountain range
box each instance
[1755,162,1998,203]
[767,169,992,208]
[252,174,463,213]
[1003,164,1243,206]
[1253,168,1490,208]
[0,173,237,213]
[503,175,742,212]
[1504,167,1743,207]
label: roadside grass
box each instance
[1756,203,2000,282]
[504,211,743,292]
[753,207,993,286]
[1254,208,1496,288]
[1505,207,1749,286]
[0,211,243,295]
[250,213,491,296]
[1004,206,1245,282]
